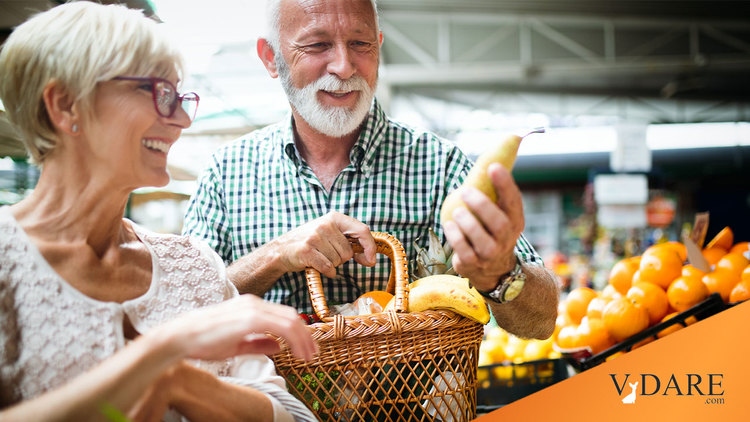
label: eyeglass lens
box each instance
[180,94,199,121]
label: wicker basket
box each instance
[271,232,485,421]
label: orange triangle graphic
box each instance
[475,300,750,421]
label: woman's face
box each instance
[81,71,191,189]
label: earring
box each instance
[72,124,78,133]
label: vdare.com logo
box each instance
[610,373,725,405]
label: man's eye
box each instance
[352,41,373,50]
[305,42,329,51]
[137,84,153,92]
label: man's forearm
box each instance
[489,264,559,340]
[227,241,288,295]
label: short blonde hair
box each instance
[0,1,185,164]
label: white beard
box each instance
[276,54,375,138]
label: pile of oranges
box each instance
[553,226,750,357]
[478,325,560,386]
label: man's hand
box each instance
[442,163,524,292]
[270,211,377,278]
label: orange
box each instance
[715,252,750,277]
[730,242,749,255]
[608,257,640,295]
[554,324,578,350]
[602,297,650,342]
[657,312,698,338]
[743,265,750,283]
[645,242,687,263]
[565,287,598,324]
[682,264,706,278]
[729,280,750,303]
[637,248,683,289]
[667,275,709,312]
[705,226,733,250]
[626,282,669,326]
[586,296,611,320]
[353,290,394,314]
[576,317,615,355]
[702,269,739,303]
[600,284,623,301]
[702,247,728,266]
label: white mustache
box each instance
[312,74,370,94]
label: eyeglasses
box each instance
[113,76,200,121]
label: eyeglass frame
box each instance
[112,76,200,121]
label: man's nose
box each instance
[326,43,356,80]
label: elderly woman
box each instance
[0,3,317,422]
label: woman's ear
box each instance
[257,38,279,79]
[42,80,79,135]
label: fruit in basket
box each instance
[702,269,738,303]
[729,280,750,303]
[702,247,727,266]
[705,226,733,250]
[440,129,544,224]
[682,264,706,278]
[412,228,456,279]
[576,317,615,354]
[666,275,709,312]
[715,252,750,277]
[730,242,749,255]
[600,284,622,301]
[554,325,578,350]
[608,256,640,295]
[564,287,597,324]
[585,296,611,320]
[602,297,649,342]
[523,337,554,361]
[626,282,669,325]
[637,247,683,289]
[657,312,698,338]
[407,275,490,324]
[353,290,394,314]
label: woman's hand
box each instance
[152,295,318,362]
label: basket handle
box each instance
[305,232,410,318]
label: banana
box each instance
[441,128,544,225]
[407,275,490,324]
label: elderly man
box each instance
[184,0,558,339]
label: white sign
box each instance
[593,174,649,205]
[611,122,651,172]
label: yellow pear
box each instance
[440,128,544,224]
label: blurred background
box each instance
[2,0,750,290]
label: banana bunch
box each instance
[406,275,490,324]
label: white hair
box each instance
[265,0,379,52]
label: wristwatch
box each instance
[476,256,526,304]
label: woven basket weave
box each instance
[271,232,484,421]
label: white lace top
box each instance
[0,207,314,422]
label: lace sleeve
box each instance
[189,235,239,300]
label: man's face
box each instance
[275,0,381,137]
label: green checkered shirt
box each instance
[183,100,542,313]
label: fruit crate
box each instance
[476,358,569,412]
[560,293,725,372]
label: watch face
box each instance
[503,279,525,302]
